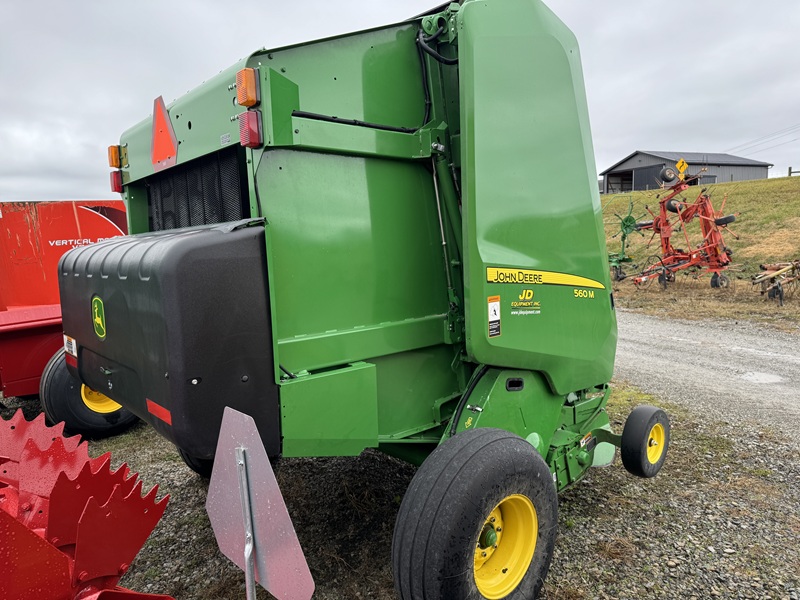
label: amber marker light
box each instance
[236,68,260,107]
[108,145,121,168]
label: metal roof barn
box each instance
[600,151,772,193]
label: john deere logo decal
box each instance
[92,296,106,340]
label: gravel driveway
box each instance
[615,309,800,440]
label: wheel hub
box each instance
[473,494,537,599]
[647,423,665,464]
[80,385,123,414]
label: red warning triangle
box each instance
[151,96,178,171]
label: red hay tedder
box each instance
[632,168,738,289]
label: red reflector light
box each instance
[239,111,262,148]
[65,353,78,368]
[110,170,123,193]
[146,398,173,426]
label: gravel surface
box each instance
[2,312,799,599]
[615,309,800,441]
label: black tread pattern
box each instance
[620,405,670,478]
[392,428,558,600]
[39,348,139,439]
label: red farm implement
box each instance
[0,201,126,400]
[0,409,172,600]
[752,260,800,306]
[633,170,738,289]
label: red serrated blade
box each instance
[73,480,169,584]
[0,410,81,487]
[19,434,93,499]
[0,510,72,600]
[46,456,135,547]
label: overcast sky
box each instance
[1,1,798,200]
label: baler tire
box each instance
[392,428,557,600]
[621,405,670,478]
[177,447,214,478]
[39,348,139,439]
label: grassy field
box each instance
[602,176,800,326]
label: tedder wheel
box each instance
[177,447,215,478]
[665,198,681,213]
[710,272,730,289]
[714,214,736,226]
[659,167,677,183]
[39,348,139,438]
[392,428,557,600]
[621,405,670,478]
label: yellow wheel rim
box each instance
[646,423,665,464]
[80,384,122,414]
[473,494,537,599]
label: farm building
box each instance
[600,151,772,194]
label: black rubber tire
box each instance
[621,405,670,478]
[177,447,215,478]
[710,272,730,289]
[659,167,677,182]
[635,220,653,230]
[714,214,736,226]
[39,348,139,439]
[392,428,558,600]
[665,198,681,213]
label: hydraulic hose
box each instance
[416,29,458,65]
[449,365,489,437]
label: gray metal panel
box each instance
[644,151,771,167]
[631,164,665,191]
[686,164,769,183]
[612,153,665,172]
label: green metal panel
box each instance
[248,24,425,136]
[280,362,377,456]
[370,345,463,440]
[257,150,450,372]
[458,0,616,395]
[449,368,563,452]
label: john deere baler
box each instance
[57,1,670,597]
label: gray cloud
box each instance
[1,0,797,200]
